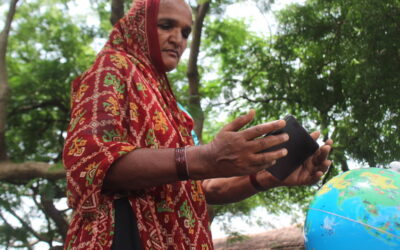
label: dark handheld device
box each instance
[260,115,319,180]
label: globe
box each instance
[304,168,400,250]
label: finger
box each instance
[309,161,331,185]
[313,144,332,165]
[309,171,324,184]
[251,148,287,166]
[304,164,325,184]
[222,110,255,132]
[301,157,331,185]
[248,133,289,152]
[241,119,286,140]
[310,131,320,140]
[316,160,331,174]
[304,154,322,177]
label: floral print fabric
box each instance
[62,0,213,249]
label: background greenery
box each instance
[0,0,399,248]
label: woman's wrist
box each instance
[185,145,213,180]
[249,171,283,191]
[249,173,268,191]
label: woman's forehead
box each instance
[158,0,192,21]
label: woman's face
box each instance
[157,0,192,72]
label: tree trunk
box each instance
[0,0,19,162]
[187,0,210,142]
[110,0,125,26]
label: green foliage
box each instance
[0,181,63,247]
[207,0,274,16]
[89,0,113,36]
[1,0,99,247]
[203,0,400,226]
[271,0,400,166]
[168,60,190,104]
[6,0,97,162]
[203,0,400,168]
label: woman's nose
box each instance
[169,28,183,47]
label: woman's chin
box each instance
[161,53,180,71]
[163,61,179,72]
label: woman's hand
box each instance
[188,110,290,179]
[283,132,333,186]
[255,132,333,189]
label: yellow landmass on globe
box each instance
[316,170,398,197]
[361,172,397,190]
[317,171,352,196]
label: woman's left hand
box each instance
[283,131,332,186]
[256,131,333,188]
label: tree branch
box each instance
[0,162,65,184]
[31,189,53,239]
[0,0,19,60]
[187,0,210,142]
[40,196,68,242]
[0,213,15,248]
[9,100,69,118]
[0,0,19,161]
[210,94,289,107]
[0,197,50,243]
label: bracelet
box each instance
[175,147,189,180]
[249,173,267,191]
[184,146,190,178]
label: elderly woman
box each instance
[62,0,332,249]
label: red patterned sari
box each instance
[62,0,213,248]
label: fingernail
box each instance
[282,133,289,141]
[282,148,288,156]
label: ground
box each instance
[213,225,304,250]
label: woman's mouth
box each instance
[163,49,179,58]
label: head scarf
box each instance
[63,0,212,248]
[102,0,165,73]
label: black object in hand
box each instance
[259,115,319,180]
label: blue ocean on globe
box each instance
[304,168,400,250]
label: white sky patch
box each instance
[389,161,400,173]
[226,0,306,36]
[66,0,107,53]
[67,0,100,27]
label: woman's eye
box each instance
[182,28,191,39]
[158,23,171,30]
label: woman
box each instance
[63,0,332,249]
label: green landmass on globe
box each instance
[305,168,400,249]
[317,169,399,215]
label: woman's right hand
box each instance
[187,110,289,179]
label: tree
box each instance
[186,0,210,143]
[191,0,400,220]
[201,0,400,169]
[267,0,400,169]
[0,0,98,247]
[0,0,19,161]
[110,0,125,25]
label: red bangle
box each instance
[249,173,267,191]
[175,147,189,180]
